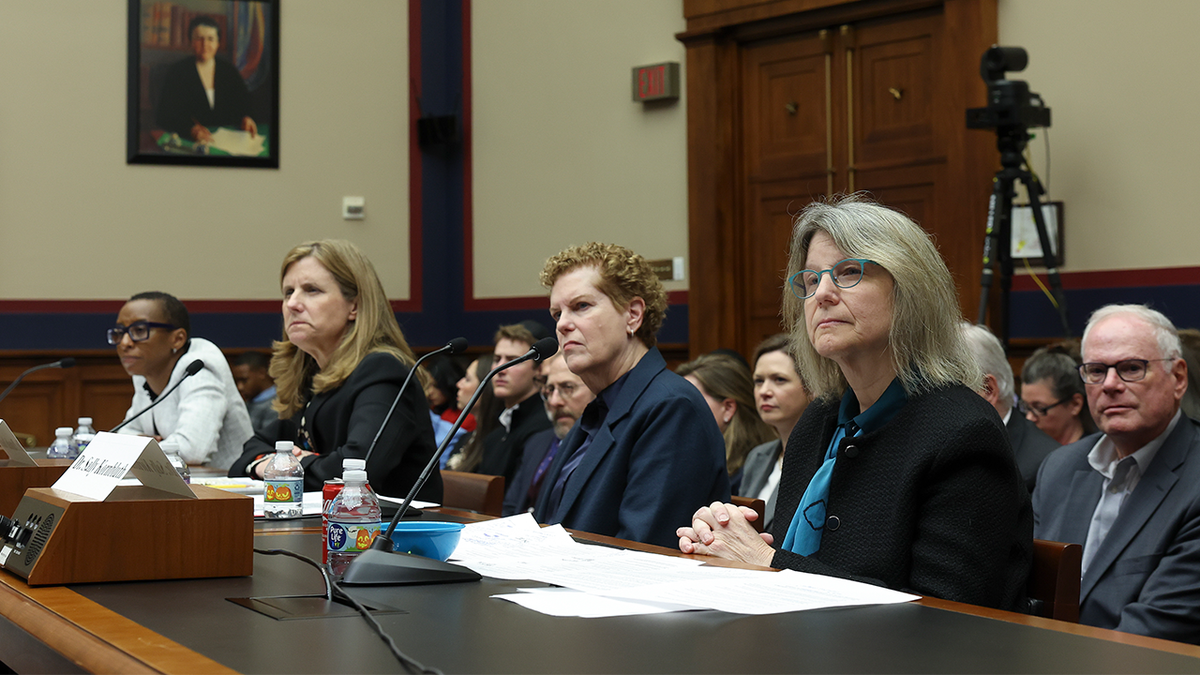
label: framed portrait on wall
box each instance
[126,0,279,168]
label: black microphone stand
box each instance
[341,337,558,586]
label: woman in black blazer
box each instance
[228,240,441,501]
[678,196,1031,611]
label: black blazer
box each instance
[229,352,442,502]
[502,428,558,516]
[477,392,552,485]
[1006,411,1060,492]
[770,385,1032,611]
[156,56,253,135]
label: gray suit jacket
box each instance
[1006,411,1059,492]
[738,439,782,530]
[1032,415,1200,644]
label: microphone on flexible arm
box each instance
[363,337,470,465]
[111,360,205,433]
[0,358,75,407]
[341,336,559,586]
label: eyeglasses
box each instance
[788,258,877,300]
[1018,397,1069,417]
[107,321,177,345]
[542,382,581,399]
[1078,359,1172,385]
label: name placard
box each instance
[53,432,193,501]
[0,420,36,466]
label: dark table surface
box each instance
[55,529,1200,675]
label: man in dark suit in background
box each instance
[961,322,1059,491]
[1033,304,1200,644]
[477,322,553,485]
[502,351,595,516]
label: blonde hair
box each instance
[676,354,775,477]
[271,240,416,418]
[782,194,981,400]
[540,242,667,347]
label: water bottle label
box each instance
[265,479,302,503]
[327,521,380,553]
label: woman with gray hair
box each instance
[678,194,1032,611]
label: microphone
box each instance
[341,336,558,586]
[363,337,469,464]
[0,358,75,407]
[111,360,205,433]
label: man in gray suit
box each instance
[962,322,1060,491]
[1033,304,1200,644]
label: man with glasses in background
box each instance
[502,352,595,516]
[111,291,251,470]
[1033,304,1200,644]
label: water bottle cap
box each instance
[343,469,367,483]
[160,440,180,453]
[343,458,366,471]
[78,417,92,426]
[275,441,294,452]
[55,427,73,436]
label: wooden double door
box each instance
[682,0,998,358]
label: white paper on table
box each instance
[53,432,193,500]
[208,127,265,156]
[601,568,919,615]
[492,587,693,618]
[0,420,35,465]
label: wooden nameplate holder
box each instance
[1,484,253,586]
[0,459,74,520]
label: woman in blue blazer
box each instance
[532,243,729,548]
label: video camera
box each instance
[966,46,1050,130]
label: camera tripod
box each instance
[976,124,1071,341]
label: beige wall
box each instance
[471,0,689,299]
[2,1,1194,309]
[0,0,411,301]
[999,0,1200,273]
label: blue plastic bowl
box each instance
[388,521,464,561]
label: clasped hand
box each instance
[676,501,776,567]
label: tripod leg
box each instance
[1024,175,1072,336]
[977,175,1010,325]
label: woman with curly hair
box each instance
[532,242,729,547]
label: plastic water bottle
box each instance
[326,468,381,575]
[160,440,190,484]
[73,417,96,454]
[47,427,76,459]
[322,458,367,564]
[263,441,304,519]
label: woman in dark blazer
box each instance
[228,240,441,501]
[678,196,1032,611]
[532,243,729,548]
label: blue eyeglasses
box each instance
[788,258,877,299]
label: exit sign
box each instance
[632,62,680,103]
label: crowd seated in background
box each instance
[112,291,251,470]
[502,352,595,516]
[678,195,1032,611]
[677,353,775,494]
[962,322,1059,492]
[1020,344,1096,446]
[475,322,553,485]
[533,242,729,548]
[228,239,441,502]
[740,334,812,531]
[232,351,276,435]
[423,354,472,454]
[1034,304,1200,644]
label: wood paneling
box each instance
[0,352,132,447]
[680,0,999,359]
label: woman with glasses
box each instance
[678,195,1032,611]
[111,291,252,470]
[228,240,441,502]
[1020,345,1096,446]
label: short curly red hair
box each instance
[540,242,667,348]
